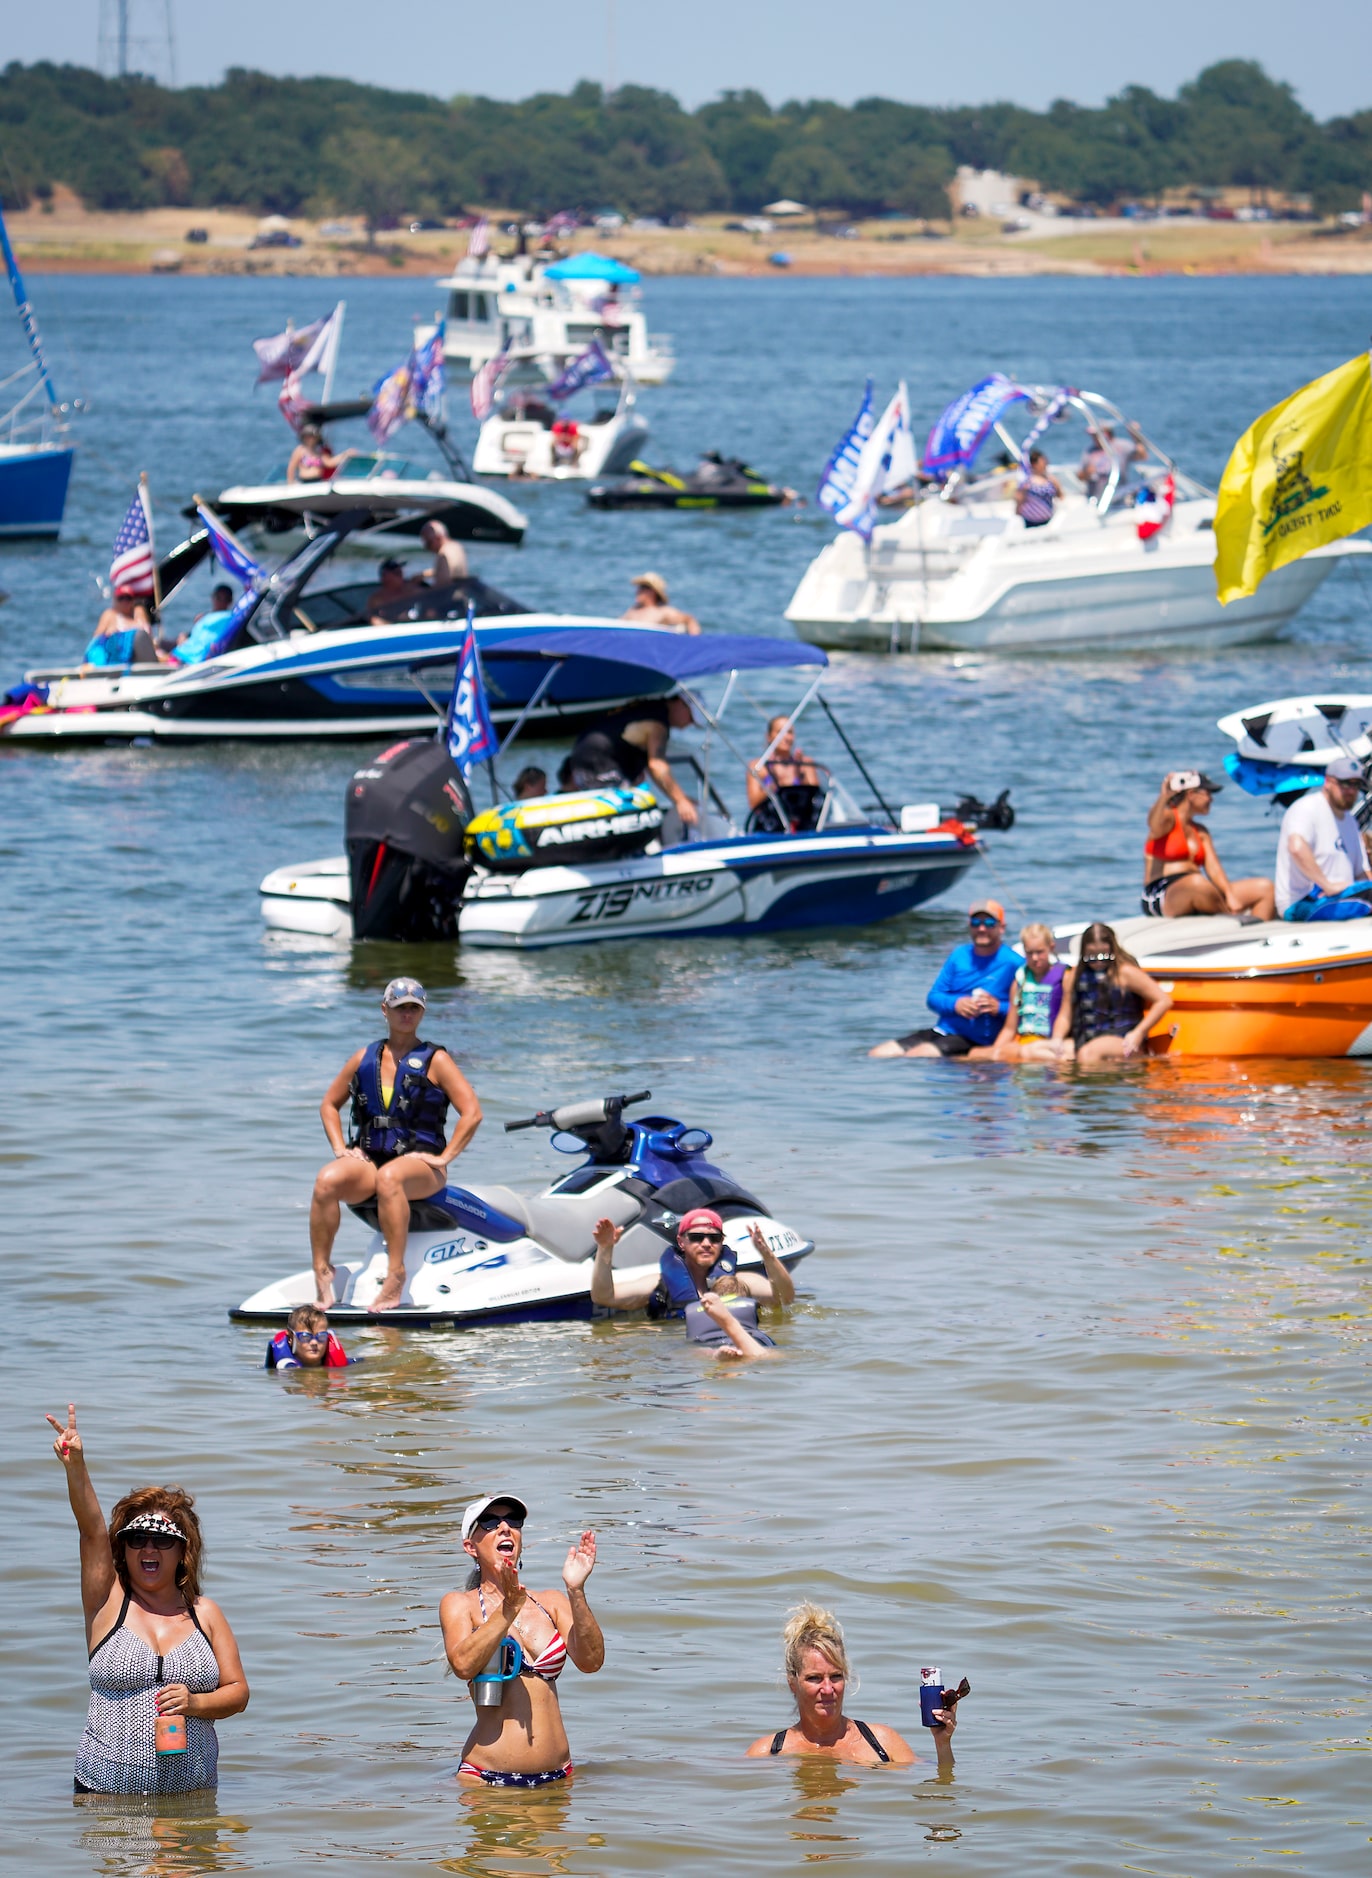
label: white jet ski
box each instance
[230,1091,813,1330]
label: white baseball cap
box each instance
[461,1493,529,1542]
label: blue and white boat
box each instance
[0,198,74,536]
[259,623,1000,946]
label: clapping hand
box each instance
[46,1403,83,1466]
[562,1530,597,1592]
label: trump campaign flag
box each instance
[109,483,156,596]
[816,379,875,519]
[546,339,615,403]
[1215,352,1372,604]
[446,615,499,775]
[832,382,917,540]
[188,501,269,660]
[924,374,1030,478]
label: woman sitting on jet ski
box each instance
[440,1494,603,1787]
[747,716,824,835]
[309,976,482,1313]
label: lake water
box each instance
[4,273,1372,1876]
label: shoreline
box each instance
[11,204,1372,281]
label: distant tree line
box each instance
[0,58,1368,223]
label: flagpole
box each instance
[140,471,162,617]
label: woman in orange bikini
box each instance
[440,1494,602,1787]
[1142,771,1275,920]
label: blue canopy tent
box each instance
[542,253,641,285]
[472,623,826,679]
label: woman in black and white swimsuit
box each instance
[47,1404,249,1794]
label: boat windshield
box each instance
[278,573,532,636]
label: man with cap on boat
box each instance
[620,572,700,635]
[1276,758,1372,922]
[309,977,483,1312]
[869,898,1022,1058]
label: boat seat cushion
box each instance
[474,1181,640,1264]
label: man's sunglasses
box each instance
[120,1530,181,1551]
[682,1230,724,1244]
[968,915,1000,929]
[476,1513,525,1533]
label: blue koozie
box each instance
[919,1666,944,1729]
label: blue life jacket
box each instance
[683,1295,774,1347]
[648,1244,737,1319]
[349,1039,451,1163]
[84,627,141,667]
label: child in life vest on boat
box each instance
[265,1305,359,1371]
[688,1275,781,1362]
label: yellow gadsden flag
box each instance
[1215,350,1372,605]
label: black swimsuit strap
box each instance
[851,1718,890,1763]
[89,1590,132,1662]
[769,1729,788,1755]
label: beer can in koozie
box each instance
[155,1712,187,1754]
[919,1666,944,1729]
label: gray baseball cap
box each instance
[1326,757,1363,782]
[382,977,427,1008]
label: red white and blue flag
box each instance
[446,613,498,774]
[467,217,490,260]
[109,486,156,597]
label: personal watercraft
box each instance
[229,1090,813,1329]
[258,625,1004,946]
[587,454,797,511]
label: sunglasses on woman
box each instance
[475,1513,525,1533]
[120,1530,181,1551]
[1082,951,1114,965]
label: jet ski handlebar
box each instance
[504,1091,652,1134]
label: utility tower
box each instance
[97,0,178,85]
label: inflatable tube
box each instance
[466,787,663,874]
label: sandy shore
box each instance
[11,197,1372,279]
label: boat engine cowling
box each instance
[466,786,663,874]
[345,738,474,941]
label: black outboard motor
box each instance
[345,739,474,941]
[954,788,1015,832]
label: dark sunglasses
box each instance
[476,1513,525,1533]
[291,1329,329,1345]
[120,1530,181,1551]
[968,915,1000,929]
[682,1230,724,1244]
[1082,951,1114,965]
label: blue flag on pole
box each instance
[816,380,875,517]
[446,615,498,774]
[923,375,1031,478]
[546,339,615,403]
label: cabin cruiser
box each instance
[259,624,1004,946]
[1,514,666,744]
[472,374,648,481]
[786,385,1372,654]
[230,1089,812,1329]
[419,249,674,387]
[1055,916,1372,1058]
[216,397,526,554]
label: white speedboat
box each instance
[259,623,1000,946]
[786,386,1372,654]
[230,1091,811,1330]
[472,374,648,481]
[420,249,674,386]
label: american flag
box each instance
[467,216,490,260]
[470,346,509,421]
[109,487,156,597]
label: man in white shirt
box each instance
[1275,757,1372,920]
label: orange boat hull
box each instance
[1147,957,1372,1058]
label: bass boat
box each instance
[230,1090,811,1329]
[259,625,1002,946]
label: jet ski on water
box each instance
[588,453,798,511]
[230,1090,813,1329]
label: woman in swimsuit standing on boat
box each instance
[441,1494,603,1787]
[1142,770,1275,920]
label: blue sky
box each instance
[10,0,1371,118]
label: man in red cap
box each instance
[869,898,1021,1058]
[589,1206,795,1315]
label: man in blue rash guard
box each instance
[869,899,1021,1058]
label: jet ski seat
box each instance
[470,1182,641,1264]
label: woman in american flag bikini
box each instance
[440,1494,603,1787]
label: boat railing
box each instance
[0,363,68,447]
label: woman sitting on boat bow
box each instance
[1143,771,1275,920]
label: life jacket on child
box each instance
[265,1330,353,1369]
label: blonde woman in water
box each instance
[746,1605,955,1767]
